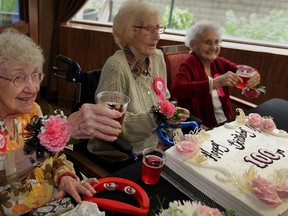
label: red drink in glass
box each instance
[107,102,126,125]
[141,147,166,185]
[96,91,130,126]
[235,65,254,89]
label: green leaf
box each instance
[67,138,81,145]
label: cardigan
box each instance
[87,49,170,157]
[171,52,237,128]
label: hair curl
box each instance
[112,0,160,48]
[0,28,44,73]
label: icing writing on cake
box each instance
[200,140,229,161]
[227,126,256,150]
[244,148,285,168]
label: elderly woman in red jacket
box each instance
[171,21,261,128]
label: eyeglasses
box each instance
[133,26,166,35]
[201,39,222,47]
[0,72,45,87]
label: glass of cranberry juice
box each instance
[235,65,254,89]
[142,147,166,185]
[96,91,130,125]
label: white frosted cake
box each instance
[165,109,288,216]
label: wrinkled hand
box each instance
[67,103,122,142]
[213,71,242,88]
[167,107,190,125]
[247,70,261,88]
[54,177,98,203]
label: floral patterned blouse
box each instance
[0,103,75,215]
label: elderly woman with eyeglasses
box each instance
[86,1,189,171]
[0,28,123,215]
[171,21,261,128]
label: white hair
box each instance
[184,20,222,48]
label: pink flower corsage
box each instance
[159,100,175,119]
[38,115,70,152]
[23,110,70,155]
[153,77,165,101]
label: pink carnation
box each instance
[242,88,260,98]
[199,204,222,216]
[251,177,282,207]
[275,183,288,198]
[159,100,175,119]
[38,115,70,153]
[262,118,276,132]
[246,113,264,128]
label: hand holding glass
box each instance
[142,147,166,185]
[96,91,130,125]
[235,65,254,89]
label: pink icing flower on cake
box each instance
[262,118,276,132]
[275,183,288,198]
[246,113,264,129]
[175,140,198,157]
[251,177,282,207]
[175,133,199,157]
[159,100,175,119]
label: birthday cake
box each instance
[165,109,288,216]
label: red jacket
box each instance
[171,52,237,128]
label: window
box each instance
[0,0,20,25]
[73,0,288,47]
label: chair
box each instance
[160,45,202,125]
[160,44,190,92]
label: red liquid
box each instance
[142,155,163,185]
[236,76,250,89]
[107,102,126,125]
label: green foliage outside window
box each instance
[0,0,19,25]
[224,10,288,44]
[162,6,193,30]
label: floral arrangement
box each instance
[241,85,266,98]
[230,166,288,208]
[23,109,70,156]
[157,200,234,216]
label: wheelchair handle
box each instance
[157,121,199,147]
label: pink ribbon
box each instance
[213,74,225,97]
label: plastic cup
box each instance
[96,91,130,125]
[141,147,166,185]
[235,65,254,89]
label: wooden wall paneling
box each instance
[28,0,39,44]
[58,26,119,106]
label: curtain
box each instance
[46,0,88,101]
